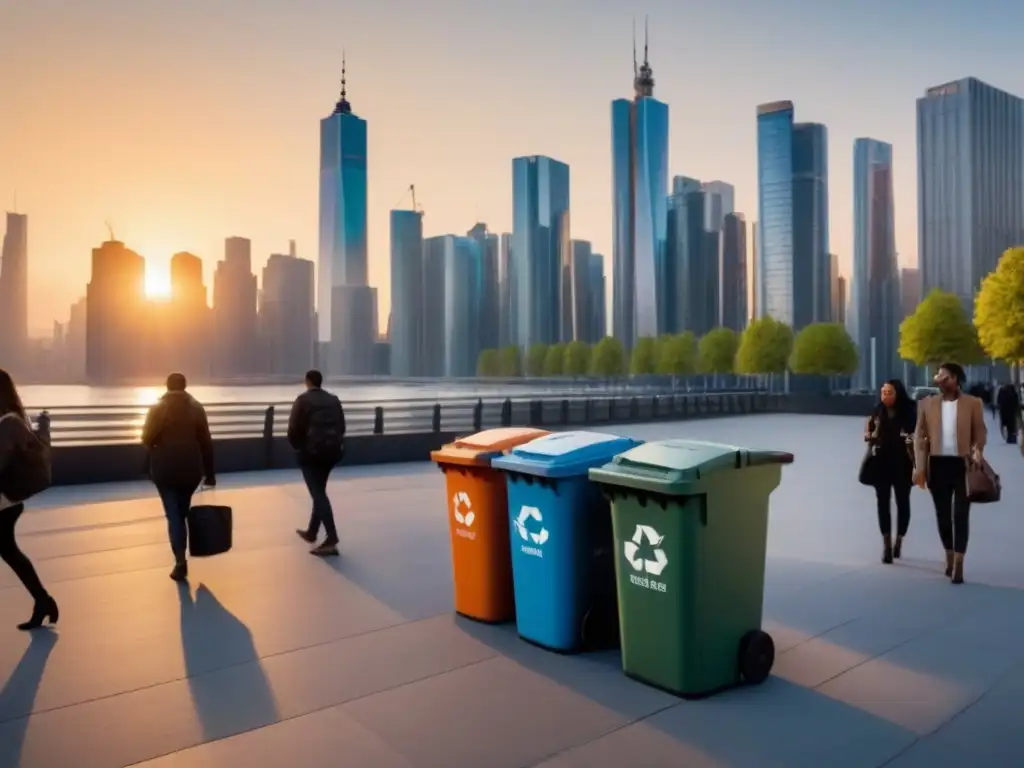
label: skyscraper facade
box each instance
[792,122,831,327]
[498,232,514,348]
[756,102,796,325]
[260,252,316,375]
[0,213,28,369]
[667,176,716,335]
[389,209,424,376]
[468,223,501,353]
[423,235,483,377]
[166,251,210,378]
[318,62,374,374]
[86,239,146,383]
[511,155,570,350]
[852,138,899,389]
[917,78,1024,310]
[588,253,607,342]
[900,267,921,320]
[212,237,259,377]
[720,212,748,332]
[570,240,603,343]
[702,181,735,232]
[611,30,669,347]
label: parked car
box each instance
[910,386,939,401]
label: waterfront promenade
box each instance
[1,414,1022,767]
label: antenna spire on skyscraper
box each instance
[632,16,637,79]
[632,14,655,99]
[644,15,649,66]
[334,49,353,115]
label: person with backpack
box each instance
[142,373,216,581]
[288,370,345,557]
[0,369,57,630]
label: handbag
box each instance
[187,490,233,557]
[965,458,1001,504]
[858,444,880,486]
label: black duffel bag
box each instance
[187,493,233,557]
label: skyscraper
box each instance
[165,251,210,378]
[720,212,748,332]
[667,176,716,335]
[212,236,258,377]
[702,181,735,232]
[852,138,899,389]
[86,239,146,384]
[260,251,316,375]
[611,21,669,347]
[423,235,483,377]
[498,233,514,348]
[318,58,374,374]
[511,155,570,350]
[751,220,759,320]
[917,78,1024,310]
[571,240,595,342]
[792,122,831,327]
[900,267,921,320]
[829,253,842,324]
[588,253,607,342]
[467,223,501,353]
[389,209,425,376]
[0,213,28,369]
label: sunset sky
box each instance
[2,0,1021,336]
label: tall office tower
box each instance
[720,212,748,332]
[212,236,259,377]
[65,297,87,381]
[611,21,669,347]
[318,58,374,374]
[702,181,735,232]
[389,209,425,376]
[900,267,921,319]
[570,240,595,342]
[751,220,759,320]
[829,253,842,323]
[260,252,316,375]
[0,213,28,370]
[667,176,716,335]
[918,78,1024,310]
[467,223,501,352]
[498,233,514,348]
[851,138,899,388]
[757,102,832,330]
[512,155,570,349]
[85,239,146,383]
[589,253,607,340]
[836,276,848,325]
[166,251,210,378]
[422,235,483,377]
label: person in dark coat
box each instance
[864,379,917,564]
[996,382,1021,443]
[142,373,216,581]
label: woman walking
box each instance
[0,370,58,630]
[864,379,917,564]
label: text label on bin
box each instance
[624,524,668,592]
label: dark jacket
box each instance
[867,402,916,479]
[287,387,345,465]
[142,391,215,489]
[996,384,1021,422]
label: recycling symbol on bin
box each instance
[624,525,668,576]
[514,505,549,545]
[452,491,475,527]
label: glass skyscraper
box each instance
[851,139,899,389]
[917,78,1024,310]
[511,155,570,349]
[422,235,483,378]
[318,63,373,373]
[720,212,748,333]
[611,35,669,347]
[389,209,424,377]
[792,122,831,328]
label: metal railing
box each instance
[30,388,771,447]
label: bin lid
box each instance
[491,430,643,478]
[588,439,793,493]
[429,427,550,467]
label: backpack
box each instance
[0,413,52,503]
[305,398,344,460]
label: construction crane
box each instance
[393,184,424,217]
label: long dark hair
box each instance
[878,378,914,426]
[0,369,27,421]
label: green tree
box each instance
[975,247,1024,367]
[526,343,548,377]
[563,341,592,377]
[497,345,522,377]
[735,317,794,374]
[630,336,659,375]
[476,348,500,377]
[697,328,739,374]
[542,343,565,376]
[789,322,859,375]
[656,332,697,376]
[590,336,626,377]
[900,289,984,367]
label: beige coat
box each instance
[913,393,987,475]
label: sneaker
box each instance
[310,542,339,557]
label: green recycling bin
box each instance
[588,439,793,698]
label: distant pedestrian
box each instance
[996,382,1021,443]
[142,373,216,581]
[0,369,57,630]
[289,370,345,556]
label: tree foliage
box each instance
[697,328,739,374]
[656,332,697,376]
[526,344,548,377]
[563,341,592,377]
[975,247,1024,364]
[630,336,659,375]
[476,348,500,377]
[735,317,793,374]
[789,322,859,375]
[542,343,565,376]
[497,346,522,377]
[899,289,984,367]
[590,336,626,377]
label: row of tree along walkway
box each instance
[476,321,858,379]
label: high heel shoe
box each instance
[882,535,893,565]
[951,553,965,585]
[893,536,903,559]
[944,550,954,578]
[18,596,59,631]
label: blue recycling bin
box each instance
[491,431,643,653]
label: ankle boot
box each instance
[893,536,903,559]
[944,550,954,578]
[882,535,893,564]
[952,553,965,585]
[18,595,59,631]
[170,553,188,582]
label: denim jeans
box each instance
[301,462,338,543]
[157,486,194,558]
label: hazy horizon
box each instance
[3,0,1022,336]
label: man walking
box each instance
[288,370,345,556]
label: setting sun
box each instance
[144,267,172,299]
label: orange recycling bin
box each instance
[431,427,550,623]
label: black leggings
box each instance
[0,504,48,601]
[875,478,911,538]
[929,456,970,554]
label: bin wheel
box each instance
[738,630,774,685]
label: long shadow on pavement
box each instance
[0,630,59,767]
